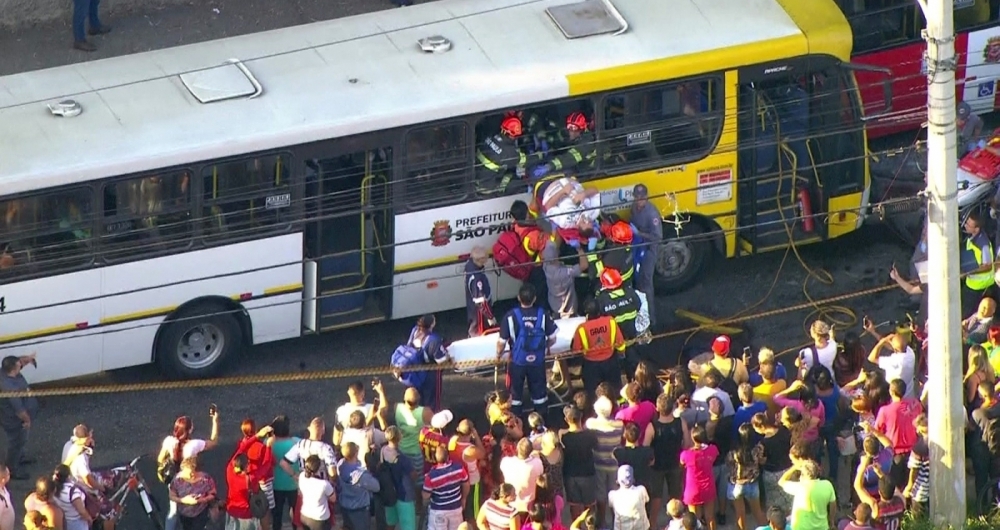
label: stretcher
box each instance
[449,316,587,375]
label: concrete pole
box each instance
[921,0,966,527]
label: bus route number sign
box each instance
[0,296,6,313]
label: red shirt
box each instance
[874,398,922,454]
[235,437,275,481]
[225,465,264,519]
[419,427,449,470]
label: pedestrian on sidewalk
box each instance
[72,0,111,52]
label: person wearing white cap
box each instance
[607,465,649,530]
[419,411,454,473]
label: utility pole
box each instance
[921,0,965,527]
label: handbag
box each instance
[245,475,269,520]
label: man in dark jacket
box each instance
[465,246,494,337]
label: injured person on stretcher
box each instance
[536,177,602,242]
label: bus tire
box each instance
[156,303,242,379]
[653,221,709,293]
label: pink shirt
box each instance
[614,401,657,444]
[679,445,719,506]
[874,398,922,454]
[772,395,826,442]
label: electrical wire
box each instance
[0,191,928,350]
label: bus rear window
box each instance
[201,154,292,239]
[102,171,193,260]
[0,188,93,277]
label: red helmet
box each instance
[600,268,623,290]
[500,116,523,138]
[608,221,633,244]
[566,112,588,131]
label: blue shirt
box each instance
[748,364,787,386]
[733,402,767,437]
[465,260,492,321]
[423,461,468,511]
[336,460,380,510]
[817,387,841,424]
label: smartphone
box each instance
[742,346,751,356]
[209,403,218,415]
[863,315,872,328]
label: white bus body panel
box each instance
[392,194,531,321]
[0,233,303,383]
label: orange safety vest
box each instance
[572,316,625,362]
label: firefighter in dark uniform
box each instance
[595,268,642,377]
[506,110,565,156]
[591,221,635,290]
[476,116,528,196]
[532,112,597,179]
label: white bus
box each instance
[0,0,873,382]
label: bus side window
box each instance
[101,171,192,261]
[955,0,992,29]
[201,155,292,239]
[0,188,93,278]
[843,0,916,53]
[403,122,470,207]
[600,78,722,170]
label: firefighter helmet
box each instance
[600,268,623,290]
[608,221,633,244]
[501,116,523,138]
[566,112,588,131]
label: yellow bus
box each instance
[0,0,887,380]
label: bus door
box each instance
[300,138,394,333]
[735,60,825,255]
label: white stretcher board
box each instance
[449,290,649,374]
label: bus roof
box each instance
[0,0,845,196]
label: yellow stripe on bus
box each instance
[100,305,177,325]
[264,283,304,296]
[394,256,467,273]
[0,283,305,345]
[0,323,84,344]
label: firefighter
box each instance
[589,220,635,290]
[476,116,528,196]
[532,112,597,179]
[505,110,565,156]
[595,268,642,376]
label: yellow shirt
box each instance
[753,379,787,416]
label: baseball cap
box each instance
[711,335,731,356]
[617,464,634,486]
[430,410,454,430]
[958,101,971,119]
[632,184,649,199]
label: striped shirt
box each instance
[283,439,337,480]
[424,461,469,511]
[906,444,930,503]
[482,499,516,530]
[586,419,624,471]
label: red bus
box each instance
[840,0,1000,138]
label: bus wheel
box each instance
[156,303,242,379]
[653,222,709,293]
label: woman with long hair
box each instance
[52,465,91,530]
[772,380,824,443]
[833,332,866,387]
[233,418,276,530]
[965,344,996,412]
[158,411,220,530]
[477,484,518,530]
[797,319,838,377]
[520,501,566,530]
[750,413,793,514]
[725,424,765,530]
[25,476,63,530]
[633,361,662,404]
[168,457,217,530]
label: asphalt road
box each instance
[0,222,917,529]
[0,0,416,76]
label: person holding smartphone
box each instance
[169,456,217,530]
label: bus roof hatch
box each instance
[179,59,263,104]
[545,0,628,39]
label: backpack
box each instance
[493,230,534,281]
[512,307,547,365]
[375,457,400,507]
[717,359,740,406]
[390,344,427,388]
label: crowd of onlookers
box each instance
[5,306,999,530]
